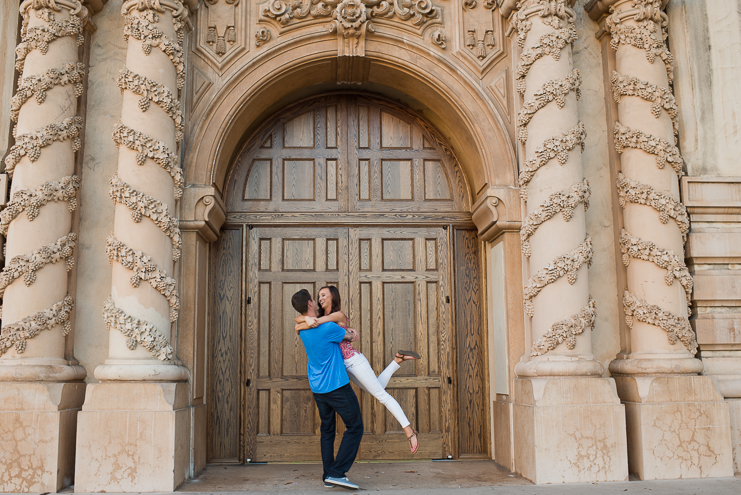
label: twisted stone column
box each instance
[75,2,190,490]
[603,0,701,376]
[500,0,627,484]
[0,0,86,380]
[508,0,602,377]
[586,0,733,479]
[0,1,94,491]
[93,0,188,381]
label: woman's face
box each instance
[318,288,332,314]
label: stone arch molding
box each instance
[182,40,521,240]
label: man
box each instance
[290,289,363,490]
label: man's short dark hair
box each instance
[291,289,312,314]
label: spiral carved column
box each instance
[499,0,627,484]
[0,1,92,491]
[586,0,733,480]
[508,0,602,377]
[75,2,191,491]
[93,0,188,381]
[0,0,86,380]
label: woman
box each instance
[295,286,421,454]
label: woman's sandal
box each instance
[396,350,421,360]
[406,429,419,454]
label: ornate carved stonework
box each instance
[103,297,174,361]
[517,69,581,143]
[457,0,504,75]
[0,296,75,355]
[0,233,77,296]
[623,290,697,354]
[531,297,596,356]
[616,172,689,240]
[258,0,442,56]
[194,0,247,73]
[5,117,83,176]
[613,121,682,175]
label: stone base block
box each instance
[729,399,741,474]
[614,375,733,479]
[0,382,85,492]
[74,382,190,492]
[512,377,628,484]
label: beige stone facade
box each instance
[0,0,739,491]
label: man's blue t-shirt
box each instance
[299,321,350,394]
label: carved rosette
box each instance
[258,0,441,57]
[508,1,597,362]
[0,2,88,358]
[605,0,695,355]
[104,1,187,362]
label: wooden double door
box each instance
[244,225,452,461]
[208,94,489,464]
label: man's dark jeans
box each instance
[313,382,363,480]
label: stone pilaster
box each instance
[75,1,190,491]
[502,0,627,483]
[0,0,92,491]
[588,0,733,479]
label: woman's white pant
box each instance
[343,354,410,428]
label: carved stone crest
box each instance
[457,0,504,75]
[194,0,247,74]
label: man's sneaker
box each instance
[323,481,334,488]
[324,476,359,490]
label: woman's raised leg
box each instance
[344,355,410,428]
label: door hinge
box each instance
[245,379,251,387]
[247,296,252,304]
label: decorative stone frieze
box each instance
[611,70,677,134]
[619,229,692,308]
[616,172,688,239]
[623,290,697,354]
[613,121,682,175]
[106,235,180,322]
[0,295,75,356]
[0,176,81,236]
[523,236,593,317]
[516,25,576,95]
[117,68,184,140]
[0,233,77,296]
[517,69,581,143]
[530,296,596,356]
[109,175,182,261]
[4,116,83,176]
[261,0,439,28]
[123,9,185,89]
[15,8,84,73]
[520,178,590,257]
[11,62,85,121]
[112,123,183,198]
[605,15,673,84]
[518,122,586,196]
[102,297,174,361]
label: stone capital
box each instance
[585,0,669,23]
[472,186,521,242]
[180,186,226,242]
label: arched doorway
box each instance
[207,94,489,463]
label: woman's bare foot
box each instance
[404,425,419,454]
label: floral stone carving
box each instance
[605,18,673,85]
[11,62,85,122]
[5,116,83,176]
[112,123,184,199]
[0,295,75,356]
[103,297,174,361]
[623,290,697,354]
[613,121,682,176]
[106,235,180,322]
[519,122,586,196]
[521,179,590,257]
[117,68,184,141]
[109,175,182,261]
[530,296,596,356]
[0,176,80,236]
[262,0,439,27]
[611,70,678,135]
[619,229,692,309]
[516,25,576,95]
[517,69,581,143]
[616,172,688,240]
[0,233,77,297]
[15,8,84,74]
[523,236,594,317]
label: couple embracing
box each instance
[291,287,420,490]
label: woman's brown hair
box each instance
[317,286,341,317]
